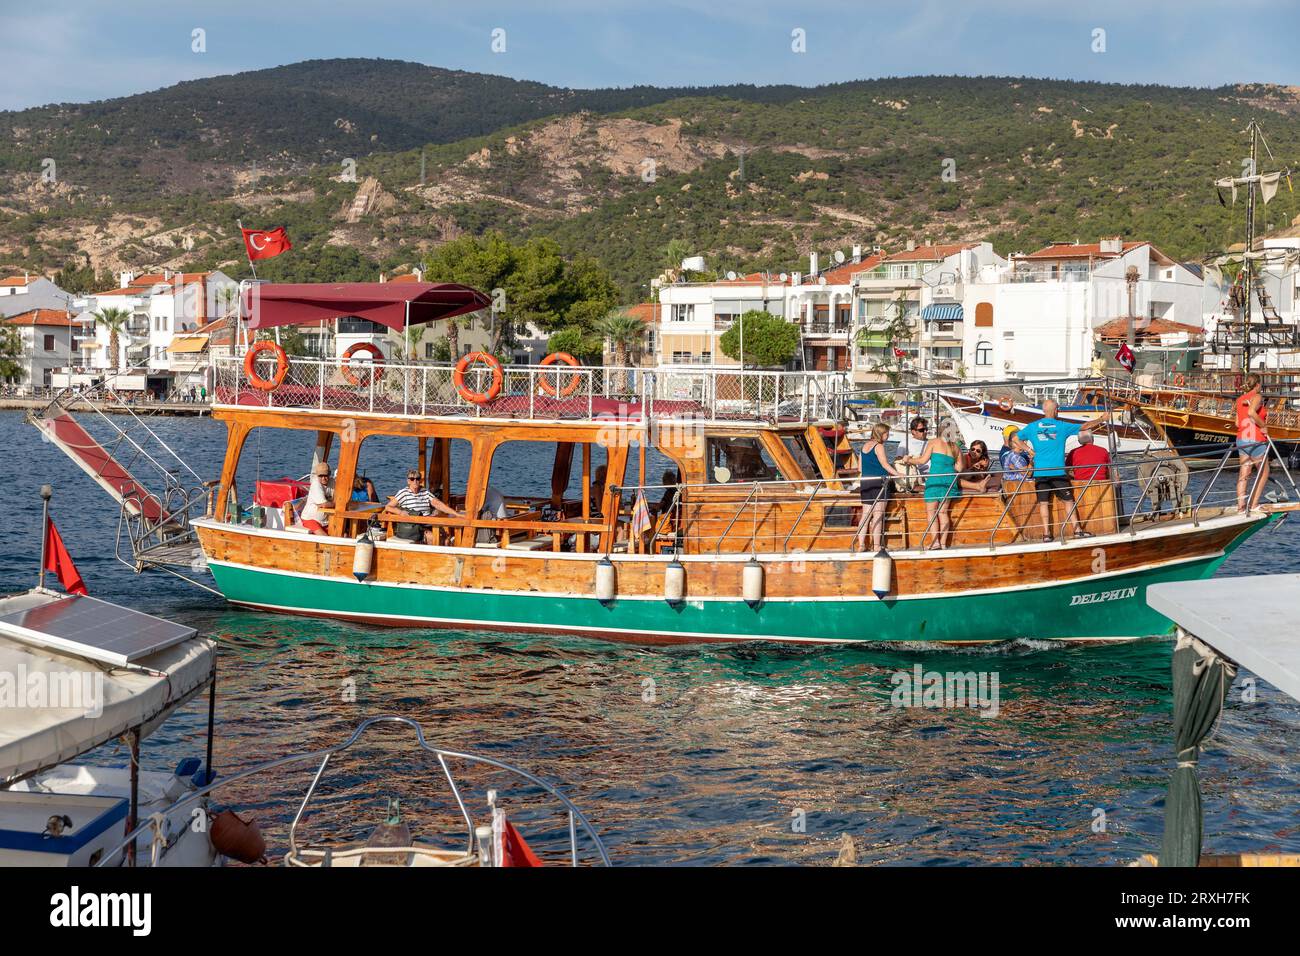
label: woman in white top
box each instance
[300,461,332,535]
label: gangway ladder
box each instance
[25,365,215,590]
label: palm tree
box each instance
[595,310,647,394]
[402,324,424,361]
[445,315,462,361]
[93,306,131,371]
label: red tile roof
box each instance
[0,275,37,288]
[819,253,885,283]
[1022,240,1145,260]
[5,308,76,328]
[387,273,422,283]
[91,272,214,297]
[1095,317,1204,340]
[883,243,979,263]
[623,303,659,325]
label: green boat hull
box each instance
[207,539,1251,645]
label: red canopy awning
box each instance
[243,282,491,332]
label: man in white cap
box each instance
[300,461,333,535]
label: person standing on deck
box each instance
[901,431,961,550]
[904,418,931,474]
[1236,373,1271,513]
[1015,399,1096,542]
[854,422,904,553]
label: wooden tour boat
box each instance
[30,282,1300,647]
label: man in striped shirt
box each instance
[384,469,461,543]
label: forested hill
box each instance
[3,59,1300,298]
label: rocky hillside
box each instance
[3,61,1299,297]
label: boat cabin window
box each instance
[355,434,472,508]
[486,440,611,520]
[706,436,780,483]
[780,433,819,479]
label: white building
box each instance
[0,274,75,319]
[1202,218,1300,370]
[79,270,238,395]
[956,239,1203,382]
[2,309,79,392]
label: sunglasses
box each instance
[406,475,420,481]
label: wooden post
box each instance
[417,436,428,482]
[551,442,574,507]
[457,434,493,547]
[329,430,361,537]
[214,421,251,521]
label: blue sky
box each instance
[3,0,1296,111]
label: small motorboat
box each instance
[0,588,218,867]
[98,716,611,868]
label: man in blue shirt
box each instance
[1014,399,1098,541]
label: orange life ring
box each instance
[244,340,289,391]
[537,352,581,398]
[453,351,503,405]
[342,342,385,387]
[1172,373,1186,388]
[997,398,1013,413]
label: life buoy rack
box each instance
[244,340,289,391]
[537,352,581,398]
[453,351,503,405]
[342,342,385,387]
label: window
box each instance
[781,435,818,478]
[43,334,55,351]
[425,342,436,360]
[706,436,780,483]
[700,351,712,364]
[338,317,387,335]
[975,342,992,366]
[975,302,993,327]
[670,304,695,323]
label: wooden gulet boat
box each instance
[31,282,1300,647]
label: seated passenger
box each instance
[300,461,333,536]
[385,469,461,544]
[589,465,607,515]
[959,440,1000,494]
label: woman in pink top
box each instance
[1235,373,1270,512]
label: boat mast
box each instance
[1243,120,1258,371]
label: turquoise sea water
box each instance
[2,410,1297,865]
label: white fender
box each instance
[664,560,686,604]
[742,558,764,606]
[595,557,616,603]
[352,536,374,582]
[871,549,892,599]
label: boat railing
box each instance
[610,442,1296,556]
[211,354,848,424]
[96,716,611,868]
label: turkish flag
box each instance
[241,226,292,261]
[499,820,543,867]
[44,518,87,595]
[1115,342,1136,373]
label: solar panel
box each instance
[0,594,197,666]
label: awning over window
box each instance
[167,334,209,354]
[858,331,891,348]
[921,303,964,323]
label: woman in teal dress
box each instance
[902,432,962,550]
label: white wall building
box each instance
[2,309,79,392]
[0,274,75,319]
[79,270,238,394]
[956,239,1203,382]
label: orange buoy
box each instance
[210,809,268,865]
[537,351,581,398]
[244,340,289,391]
[453,351,503,404]
[997,398,1013,413]
[342,342,385,387]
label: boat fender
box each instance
[742,558,764,607]
[595,557,616,604]
[244,340,289,391]
[341,342,385,387]
[352,535,375,582]
[871,549,892,599]
[664,559,686,604]
[210,810,268,865]
[537,351,582,398]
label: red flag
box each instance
[241,226,292,262]
[499,819,543,867]
[1115,342,1136,373]
[44,518,87,595]
[893,346,907,359]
